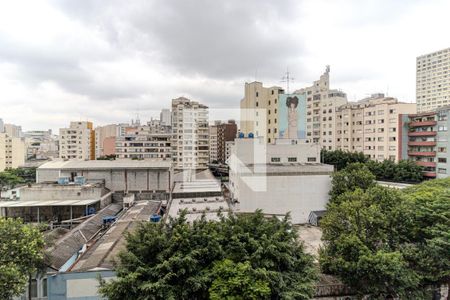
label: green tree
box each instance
[329,163,376,202]
[0,171,24,190]
[321,149,368,171]
[99,211,317,300]
[320,178,450,298]
[209,259,270,300]
[0,218,45,300]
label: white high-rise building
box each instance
[59,121,95,160]
[416,47,450,112]
[0,133,25,171]
[171,97,209,169]
[24,130,59,160]
[160,109,172,126]
[0,119,4,133]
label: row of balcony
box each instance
[408,131,437,137]
[408,120,437,127]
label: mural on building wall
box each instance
[278,93,307,139]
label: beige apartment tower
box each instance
[335,94,416,161]
[240,82,284,144]
[416,47,450,112]
[294,67,347,149]
[59,121,95,160]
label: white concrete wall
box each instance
[234,174,331,224]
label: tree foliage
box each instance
[99,211,317,300]
[321,149,368,171]
[322,149,424,183]
[329,163,376,203]
[0,218,45,300]
[320,178,450,298]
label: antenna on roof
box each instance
[281,68,295,94]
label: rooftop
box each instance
[70,201,160,272]
[0,199,100,208]
[168,196,229,223]
[38,159,172,170]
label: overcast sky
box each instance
[0,0,449,132]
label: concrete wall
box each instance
[37,169,61,183]
[48,270,115,300]
[232,173,331,224]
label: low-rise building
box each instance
[228,137,333,224]
[209,120,237,163]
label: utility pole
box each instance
[281,68,295,94]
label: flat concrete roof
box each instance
[38,159,172,170]
[0,199,100,208]
[240,163,334,175]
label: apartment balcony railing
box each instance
[408,151,436,157]
[408,141,436,146]
[408,131,437,137]
[408,120,437,127]
[415,161,436,167]
[423,171,437,178]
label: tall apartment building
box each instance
[335,94,416,161]
[160,109,172,126]
[24,130,59,160]
[115,120,171,159]
[171,97,209,169]
[0,133,25,171]
[294,67,347,149]
[59,121,95,160]
[401,106,450,178]
[209,120,237,163]
[416,47,450,112]
[0,119,4,133]
[95,124,117,158]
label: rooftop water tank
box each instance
[57,177,70,185]
[248,132,254,138]
[238,132,245,138]
[149,214,161,223]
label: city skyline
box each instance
[1,0,450,132]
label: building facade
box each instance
[160,108,172,126]
[4,123,22,138]
[0,133,25,171]
[115,121,171,160]
[59,121,95,160]
[171,97,209,169]
[335,94,416,161]
[228,137,332,224]
[401,106,450,178]
[416,47,450,112]
[240,82,285,143]
[24,130,59,160]
[94,124,117,158]
[209,120,237,163]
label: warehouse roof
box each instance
[0,199,100,208]
[38,159,172,170]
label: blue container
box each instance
[248,132,254,138]
[149,214,161,223]
[238,132,245,138]
[74,176,86,185]
[102,215,117,225]
[57,177,70,185]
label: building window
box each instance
[438,168,447,174]
[438,147,447,153]
[307,157,317,162]
[256,92,259,97]
[438,125,448,131]
[438,157,447,163]
[271,157,281,162]
[288,157,297,162]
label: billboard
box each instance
[278,93,307,139]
